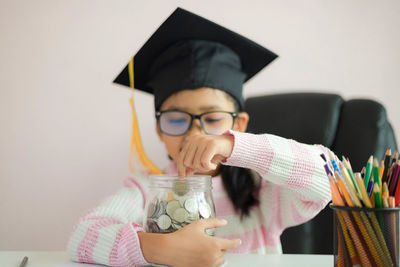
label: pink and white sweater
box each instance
[67,130,332,266]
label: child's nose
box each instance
[186,118,205,135]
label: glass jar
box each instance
[143,175,216,235]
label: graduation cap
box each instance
[113,7,278,111]
[114,7,278,175]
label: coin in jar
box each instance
[199,202,211,218]
[172,208,189,223]
[166,200,181,217]
[173,180,189,196]
[157,214,172,230]
[184,198,199,213]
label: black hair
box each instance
[220,92,261,218]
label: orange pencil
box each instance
[379,160,384,195]
[379,160,385,181]
[335,172,355,207]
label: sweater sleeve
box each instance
[222,130,332,232]
[67,176,150,267]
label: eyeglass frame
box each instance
[155,109,239,136]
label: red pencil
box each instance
[389,160,400,196]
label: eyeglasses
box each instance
[155,110,238,136]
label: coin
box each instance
[157,214,172,230]
[166,200,181,217]
[199,202,211,218]
[186,211,199,222]
[171,223,182,230]
[146,192,213,234]
[172,208,189,223]
[184,198,199,213]
[173,180,189,196]
[147,220,160,233]
[156,200,167,218]
[147,199,157,218]
[205,228,215,236]
[178,196,189,207]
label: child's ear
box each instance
[234,112,249,132]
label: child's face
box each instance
[156,87,249,175]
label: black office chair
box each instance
[244,92,398,254]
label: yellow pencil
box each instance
[355,173,372,208]
[382,182,389,199]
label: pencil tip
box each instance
[373,183,380,192]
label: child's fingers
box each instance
[213,254,226,267]
[193,142,208,170]
[185,168,195,177]
[183,142,197,169]
[178,139,193,176]
[201,144,218,169]
[195,218,227,230]
[214,237,242,250]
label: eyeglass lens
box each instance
[159,111,234,136]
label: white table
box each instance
[0,251,334,267]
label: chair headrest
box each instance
[245,92,343,147]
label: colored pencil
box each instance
[364,156,373,189]
[373,158,381,188]
[382,149,391,184]
[388,161,400,196]
[329,151,342,177]
[326,149,400,267]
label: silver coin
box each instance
[184,198,199,213]
[147,199,158,218]
[205,228,215,236]
[157,214,172,230]
[166,200,181,217]
[179,196,189,207]
[155,200,167,218]
[173,180,189,196]
[199,202,211,218]
[172,208,189,223]
[186,212,199,222]
[171,223,182,230]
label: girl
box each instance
[67,8,331,267]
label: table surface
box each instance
[0,251,334,267]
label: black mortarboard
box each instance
[113,7,278,110]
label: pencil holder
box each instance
[330,204,400,267]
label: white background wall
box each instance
[0,0,399,250]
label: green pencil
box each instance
[342,156,358,194]
[373,184,385,234]
[372,158,381,188]
[364,155,373,189]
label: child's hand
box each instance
[177,134,234,177]
[164,218,241,267]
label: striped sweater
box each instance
[67,130,332,266]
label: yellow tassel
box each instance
[128,58,162,175]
